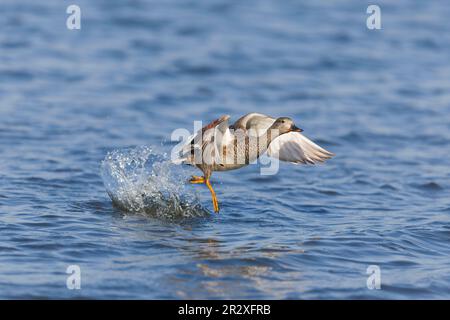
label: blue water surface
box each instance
[1,0,450,299]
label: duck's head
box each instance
[271,117,303,134]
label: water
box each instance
[1,0,450,299]
[101,146,208,219]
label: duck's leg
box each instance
[205,178,219,213]
[189,170,219,213]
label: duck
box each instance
[174,113,334,212]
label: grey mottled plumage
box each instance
[174,113,334,212]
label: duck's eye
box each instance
[281,120,285,123]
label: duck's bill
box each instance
[290,125,303,132]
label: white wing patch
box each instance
[267,132,334,164]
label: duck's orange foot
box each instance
[189,175,205,184]
[189,176,219,213]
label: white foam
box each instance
[101,146,207,219]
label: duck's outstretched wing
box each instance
[233,113,334,164]
[174,115,231,165]
[267,132,334,164]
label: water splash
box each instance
[100,146,208,220]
